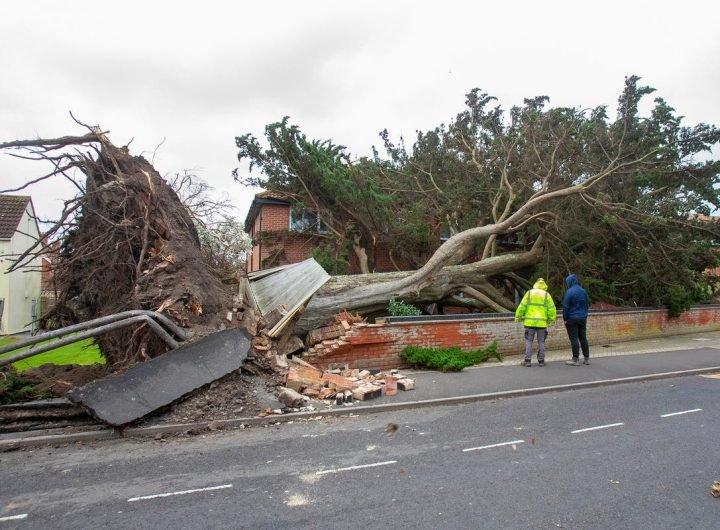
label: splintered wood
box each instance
[285,357,415,404]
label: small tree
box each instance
[168,171,251,280]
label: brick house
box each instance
[243,191,414,274]
[244,192,319,273]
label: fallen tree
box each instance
[297,242,542,332]
[237,77,720,322]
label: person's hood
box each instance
[566,274,578,288]
[533,278,548,290]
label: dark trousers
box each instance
[524,327,547,362]
[565,318,589,360]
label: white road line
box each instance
[661,408,703,418]
[571,422,624,434]
[462,440,525,452]
[315,460,397,475]
[0,514,28,521]
[128,484,232,502]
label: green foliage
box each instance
[235,118,395,271]
[0,368,39,404]
[236,77,720,308]
[388,297,422,316]
[311,243,349,275]
[400,342,501,372]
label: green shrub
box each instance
[388,297,422,316]
[400,342,501,372]
[311,244,349,275]
[0,368,39,404]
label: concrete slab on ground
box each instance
[67,328,251,427]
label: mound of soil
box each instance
[138,368,283,426]
[21,363,109,396]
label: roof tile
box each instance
[0,195,31,239]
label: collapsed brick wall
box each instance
[302,306,720,371]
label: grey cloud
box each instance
[26,16,377,125]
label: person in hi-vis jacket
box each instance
[515,278,556,367]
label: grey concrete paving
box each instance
[373,347,720,405]
[314,330,720,408]
[66,328,251,426]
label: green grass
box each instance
[0,335,105,373]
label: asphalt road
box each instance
[1,374,719,529]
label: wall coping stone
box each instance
[385,304,720,324]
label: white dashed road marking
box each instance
[0,514,28,521]
[316,460,397,475]
[128,484,232,502]
[571,423,624,434]
[661,408,702,418]
[462,440,525,452]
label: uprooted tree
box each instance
[1,124,236,367]
[235,76,720,331]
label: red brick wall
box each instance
[41,256,54,290]
[303,306,720,371]
[282,236,317,264]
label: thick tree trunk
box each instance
[297,243,542,333]
[352,244,370,274]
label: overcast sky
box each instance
[2,0,719,225]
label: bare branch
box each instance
[0,132,102,151]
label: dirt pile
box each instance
[21,364,109,397]
[46,137,235,368]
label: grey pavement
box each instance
[373,344,720,406]
[2,330,719,449]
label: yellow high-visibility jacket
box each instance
[515,278,556,328]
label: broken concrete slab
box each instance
[278,387,308,408]
[397,378,415,391]
[67,328,251,427]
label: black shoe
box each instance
[520,360,532,367]
[583,358,590,365]
[538,361,546,367]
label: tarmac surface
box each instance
[371,333,720,405]
[2,330,719,449]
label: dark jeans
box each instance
[565,318,589,360]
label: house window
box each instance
[290,207,329,234]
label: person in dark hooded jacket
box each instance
[562,273,590,365]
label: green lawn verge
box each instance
[0,336,105,372]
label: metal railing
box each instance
[0,310,187,367]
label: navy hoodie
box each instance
[562,274,589,320]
